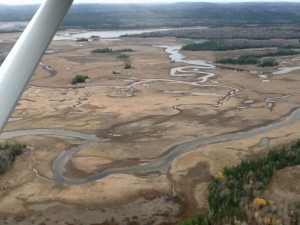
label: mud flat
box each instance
[0,32,300,224]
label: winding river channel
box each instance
[2,108,300,184]
[1,46,300,184]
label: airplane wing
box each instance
[0,0,73,133]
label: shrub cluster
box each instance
[124,64,132,69]
[76,38,88,42]
[0,143,26,175]
[117,53,130,59]
[71,75,89,85]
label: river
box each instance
[1,46,299,184]
[53,27,205,40]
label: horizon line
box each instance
[1,0,300,5]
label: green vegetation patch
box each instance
[0,143,26,175]
[71,75,89,85]
[76,38,88,42]
[124,64,133,69]
[114,48,134,53]
[258,59,279,67]
[181,40,261,51]
[217,55,260,65]
[180,140,300,225]
[182,40,233,51]
[91,47,113,53]
[117,53,130,59]
[91,48,134,54]
[216,49,298,66]
[182,40,300,52]
[126,27,300,41]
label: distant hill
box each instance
[0,2,300,29]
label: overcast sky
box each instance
[0,0,299,4]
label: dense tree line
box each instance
[217,55,260,65]
[91,48,113,53]
[180,140,300,225]
[181,40,265,51]
[182,40,231,51]
[91,48,134,54]
[127,27,300,40]
[0,143,26,175]
[182,40,300,51]
[216,49,298,66]
[114,48,134,53]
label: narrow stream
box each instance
[58,107,300,184]
[1,46,299,184]
[0,129,100,141]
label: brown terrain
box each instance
[0,29,300,225]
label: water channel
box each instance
[1,46,299,184]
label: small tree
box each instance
[71,75,89,85]
[124,64,132,69]
[117,53,130,59]
[76,38,88,42]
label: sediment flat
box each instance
[0,30,300,225]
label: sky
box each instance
[0,0,299,4]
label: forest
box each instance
[180,140,300,225]
[127,26,300,40]
[182,40,300,51]
[0,3,300,29]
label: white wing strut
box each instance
[0,0,73,133]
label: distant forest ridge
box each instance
[0,2,300,29]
